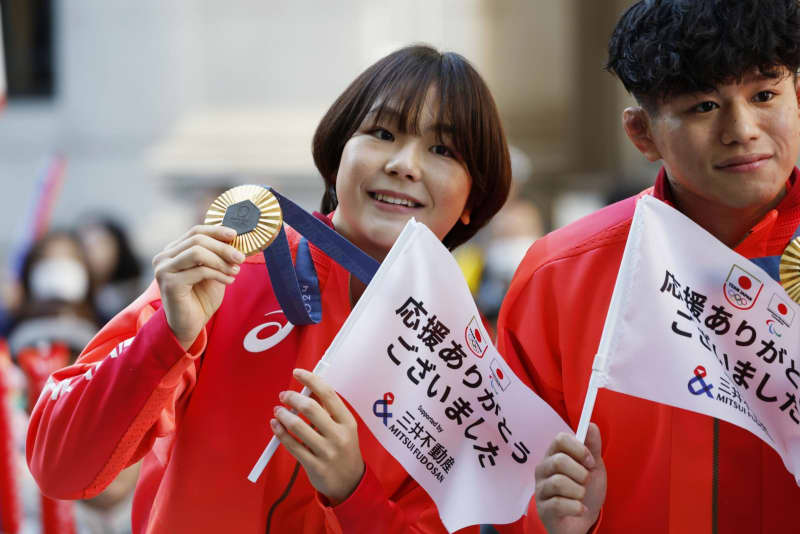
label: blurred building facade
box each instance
[0,0,652,264]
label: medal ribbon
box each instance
[749,225,800,283]
[262,188,379,325]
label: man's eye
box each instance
[431,145,454,158]
[754,90,775,103]
[371,128,394,141]
[692,101,718,113]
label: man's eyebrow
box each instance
[365,106,455,135]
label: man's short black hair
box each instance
[607,0,800,111]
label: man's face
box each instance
[646,70,800,212]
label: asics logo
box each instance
[243,311,294,353]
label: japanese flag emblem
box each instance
[723,265,763,310]
[768,293,795,327]
[489,357,511,392]
[465,316,488,358]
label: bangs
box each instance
[359,53,482,163]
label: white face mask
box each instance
[29,258,90,303]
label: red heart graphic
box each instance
[474,329,482,343]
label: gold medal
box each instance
[779,236,800,304]
[204,185,283,256]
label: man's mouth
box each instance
[714,154,772,170]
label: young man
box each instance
[496,1,800,533]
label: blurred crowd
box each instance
[0,214,145,534]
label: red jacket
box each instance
[496,168,800,533]
[26,216,475,534]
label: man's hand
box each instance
[271,369,365,505]
[534,423,606,534]
[153,225,244,349]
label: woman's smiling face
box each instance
[331,90,472,260]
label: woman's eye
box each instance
[754,90,775,103]
[431,145,454,158]
[692,101,718,113]
[371,128,394,141]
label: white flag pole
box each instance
[575,368,602,442]
[574,199,645,442]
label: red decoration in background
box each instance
[17,342,76,534]
[0,339,21,534]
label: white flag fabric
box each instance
[582,195,800,482]
[319,220,570,532]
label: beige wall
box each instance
[0,0,653,259]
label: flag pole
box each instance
[575,369,602,442]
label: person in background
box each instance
[497,1,800,532]
[77,216,144,323]
[456,147,542,330]
[9,230,99,358]
[10,230,138,534]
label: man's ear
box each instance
[623,107,662,162]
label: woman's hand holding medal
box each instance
[152,225,245,350]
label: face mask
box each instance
[29,258,90,303]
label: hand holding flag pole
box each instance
[247,360,329,483]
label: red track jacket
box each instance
[497,168,800,533]
[26,215,475,534]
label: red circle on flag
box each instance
[738,276,752,289]
[496,368,504,380]
[779,303,788,315]
[474,329,482,343]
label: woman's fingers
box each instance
[162,244,241,276]
[160,225,236,255]
[270,416,320,468]
[273,400,330,457]
[158,266,236,289]
[292,369,353,425]
[155,233,243,273]
[273,373,365,504]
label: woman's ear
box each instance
[460,209,471,225]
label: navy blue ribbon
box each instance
[262,188,380,325]
[749,225,800,283]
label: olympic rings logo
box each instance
[726,286,750,306]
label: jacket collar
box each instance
[651,166,800,257]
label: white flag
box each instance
[578,195,800,482]
[320,220,570,532]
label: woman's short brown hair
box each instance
[312,44,511,250]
